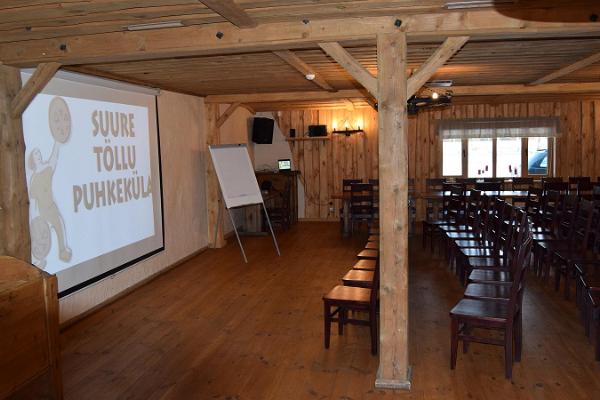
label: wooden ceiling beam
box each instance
[529,51,600,85]
[272,50,335,91]
[206,82,600,105]
[11,62,60,117]
[205,89,365,104]
[199,0,256,29]
[318,42,378,98]
[2,6,600,67]
[407,36,469,97]
[451,82,600,95]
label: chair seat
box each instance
[464,283,511,301]
[468,257,507,269]
[454,240,493,248]
[468,269,512,284]
[342,270,374,288]
[439,225,473,232]
[461,248,499,257]
[450,298,508,322]
[367,235,379,242]
[445,232,479,239]
[365,242,379,250]
[357,249,378,260]
[352,259,376,271]
[323,285,371,303]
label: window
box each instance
[467,138,493,178]
[442,139,462,176]
[496,138,522,178]
[527,137,548,175]
[439,118,558,178]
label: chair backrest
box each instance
[457,178,477,189]
[541,189,562,231]
[507,227,533,322]
[569,176,591,185]
[542,177,564,184]
[475,181,502,193]
[570,199,595,252]
[464,190,483,231]
[524,187,543,215]
[426,178,445,191]
[444,185,467,224]
[513,177,534,190]
[556,194,579,240]
[342,179,362,192]
[576,182,594,198]
[543,181,569,194]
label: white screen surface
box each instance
[21,71,164,295]
[209,144,263,209]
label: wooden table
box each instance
[415,190,529,200]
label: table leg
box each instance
[343,199,350,237]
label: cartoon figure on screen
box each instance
[28,96,73,268]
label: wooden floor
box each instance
[60,222,600,400]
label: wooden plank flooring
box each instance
[60,222,600,399]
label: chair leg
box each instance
[515,313,523,362]
[339,308,346,335]
[504,325,513,380]
[370,307,378,355]
[463,324,470,354]
[324,302,331,349]
[450,317,459,370]
[595,316,600,361]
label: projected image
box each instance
[29,97,73,268]
[22,73,163,294]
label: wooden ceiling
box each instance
[1,1,600,110]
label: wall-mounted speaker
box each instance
[289,128,296,138]
[308,124,327,137]
[252,117,274,144]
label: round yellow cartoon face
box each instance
[48,96,71,143]
[30,216,51,261]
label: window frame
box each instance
[440,136,555,178]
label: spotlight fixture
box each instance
[431,91,440,100]
[127,21,184,31]
[305,73,316,81]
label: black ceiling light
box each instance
[407,89,453,115]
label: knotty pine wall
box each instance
[275,99,600,221]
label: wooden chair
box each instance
[340,179,362,228]
[352,259,376,271]
[569,176,591,193]
[342,269,375,288]
[542,177,564,184]
[369,179,380,220]
[323,262,379,355]
[543,181,569,195]
[265,180,292,230]
[357,249,378,260]
[425,178,446,221]
[422,184,465,251]
[550,199,595,299]
[476,181,502,193]
[349,183,374,233]
[512,177,534,191]
[450,230,533,379]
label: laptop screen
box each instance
[278,159,291,171]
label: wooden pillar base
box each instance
[375,366,412,390]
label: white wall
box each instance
[252,112,305,218]
[59,90,209,324]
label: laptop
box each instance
[278,159,291,171]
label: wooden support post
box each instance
[375,31,411,390]
[318,42,378,98]
[205,103,226,248]
[216,102,241,128]
[0,65,31,261]
[11,62,61,118]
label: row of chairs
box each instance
[322,228,379,355]
[427,187,600,375]
[430,189,534,379]
[341,179,379,233]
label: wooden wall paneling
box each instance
[595,101,600,177]
[325,110,335,219]
[581,101,594,177]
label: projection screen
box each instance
[21,70,164,296]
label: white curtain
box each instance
[438,117,560,139]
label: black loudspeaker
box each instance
[252,117,274,144]
[289,128,296,138]
[308,124,328,137]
